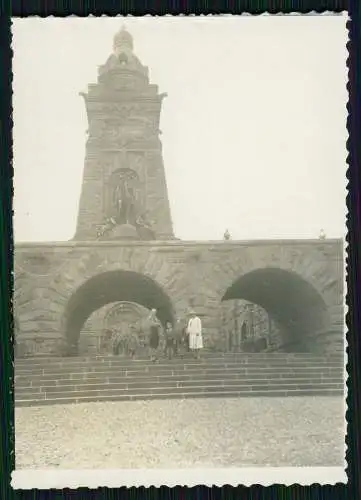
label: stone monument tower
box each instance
[74,26,174,241]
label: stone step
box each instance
[15,352,343,365]
[15,361,343,374]
[16,370,343,389]
[16,373,343,392]
[15,377,343,398]
[16,379,344,397]
[15,386,344,408]
[15,367,343,385]
[16,357,318,367]
[15,358,343,375]
[16,370,343,390]
[15,353,344,407]
[15,357,344,372]
[15,361,344,375]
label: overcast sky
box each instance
[12,15,347,242]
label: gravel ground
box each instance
[15,397,345,469]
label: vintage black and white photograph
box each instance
[12,15,347,488]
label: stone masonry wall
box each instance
[14,239,344,357]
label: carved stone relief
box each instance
[87,120,159,150]
[87,102,160,121]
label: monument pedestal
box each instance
[104,223,139,241]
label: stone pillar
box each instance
[74,27,174,241]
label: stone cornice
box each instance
[81,89,165,104]
[14,238,344,249]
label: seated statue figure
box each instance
[96,217,117,239]
[135,212,156,240]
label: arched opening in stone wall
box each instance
[80,301,153,355]
[63,270,174,355]
[221,267,329,353]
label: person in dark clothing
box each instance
[183,324,190,353]
[111,329,124,355]
[164,321,176,360]
[100,329,114,354]
[174,318,188,358]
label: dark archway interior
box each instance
[222,267,329,351]
[64,270,174,347]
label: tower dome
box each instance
[113,26,134,53]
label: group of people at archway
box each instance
[102,309,204,361]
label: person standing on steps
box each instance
[111,328,123,356]
[177,316,190,357]
[172,318,183,358]
[148,308,161,362]
[99,329,113,354]
[187,310,203,359]
[164,320,176,360]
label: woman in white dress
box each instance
[187,310,203,359]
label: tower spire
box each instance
[74,28,174,242]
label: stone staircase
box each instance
[15,352,344,407]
